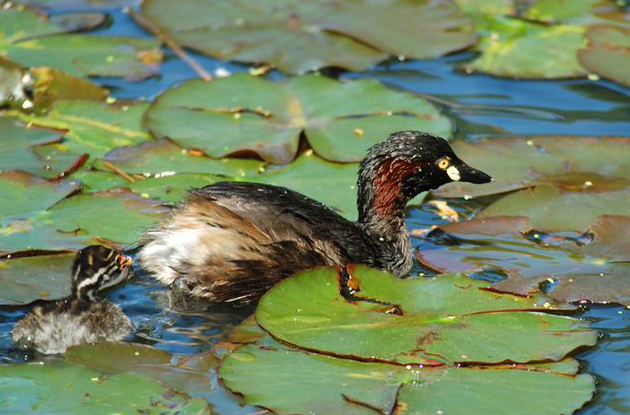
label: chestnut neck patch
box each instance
[372,157,419,216]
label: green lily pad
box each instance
[43,189,167,245]
[0,360,211,414]
[578,25,630,87]
[140,0,474,74]
[462,16,586,78]
[479,184,630,231]
[49,12,108,32]
[19,100,153,157]
[32,142,93,180]
[256,265,597,364]
[0,252,74,305]
[19,0,138,9]
[416,215,630,305]
[124,173,220,203]
[219,342,594,415]
[256,152,360,219]
[0,7,162,80]
[69,170,129,192]
[30,67,109,111]
[0,170,80,217]
[146,74,451,164]
[0,117,63,174]
[66,342,215,400]
[435,135,630,198]
[0,188,167,254]
[434,136,630,230]
[521,0,630,25]
[522,0,602,23]
[452,0,514,17]
[101,138,264,177]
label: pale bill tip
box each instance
[446,165,461,181]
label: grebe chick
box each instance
[138,131,492,303]
[12,245,133,354]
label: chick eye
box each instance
[437,157,450,170]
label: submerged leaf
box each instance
[146,74,450,164]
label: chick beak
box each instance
[117,253,134,268]
[456,162,492,184]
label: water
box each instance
[2,3,630,414]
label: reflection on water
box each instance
[578,305,630,415]
[1,4,629,414]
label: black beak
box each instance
[458,162,492,184]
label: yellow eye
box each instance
[437,157,450,170]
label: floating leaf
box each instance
[146,74,450,164]
[0,189,167,254]
[0,252,74,305]
[30,67,109,111]
[256,152,360,219]
[66,342,215,400]
[416,216,630,305]
[521,0,630,25]
[69,170,128,192]
[479,184,630,231]
[0,360,211,414]
[256,265,596,364]
[0,7,162,79]
[436,135,630,198]
[49,12,107,32]
[43,189,167,245]
[19,0,139,9]
[453,0,514,16]
[219,340,595,415]
[124,173,220,203]
[140,0,474,73]
[0,117,63,174]
[582,215,630,260]
[434,136,630,230]
[0,170,80,217]
[101,138,263,177]
[20,100,153,156]
[32,142,93,180]
[579,25,630,87]
[463,16,586,78]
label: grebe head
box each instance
[358,131,491,221]
[71,245,133,301]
